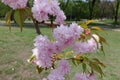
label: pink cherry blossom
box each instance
[32,48,52,68]
[32,35,54,68]
[53,41,64,54]
[2,0,27,9]
[69,23,84,39]
[55,11,66,25]
[32,0,49,22]
[75,73,95,80]
[73,38,98,54]
[48,0,61,15]
[47,69,65,80]
[57,59,70,75]
[45,59,70,80]
[32,0,66,24]
[53,25,72,47]
[34,35,50,48]
[53,23,84,48]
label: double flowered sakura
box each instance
[1,0,105,80]
[32,0,66,24]
[2,0,66,25]
[32,23,99,80]
[43,59,70,80]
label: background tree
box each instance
[114,0,120,24]
[0,1,11,18]
[87,0,97,19]
[95,0,115,20]
[1,0,120,24]
[63,0,89,21]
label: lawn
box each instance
[0,21,120,80]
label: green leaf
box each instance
[24,7,37,26]
[25,7,33,18]
[100,43,105,55]
[71,59,77,66]
[89,61,104,77]
[5,10,13,30]
[93,58,106,67]
[82,63,87,72]
[36,66,43,74]
[93,33,106,54]
[95,34,106,44]
[99,36,106,43]
[14,9,27,31]
[76,60,81,65]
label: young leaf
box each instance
[79,20,94,29]
[5,10,13,30]
[65,51,72,56]
[85,20,94,25]
[93,33,106,55]
[82,63,87,72]
[76,60,81,65]
[57,53,63,58]
[28,55,35,62]
[99,36,106,43]
[79,23,88,28]
[36,66,43,74]
[93,58,106,67]
[92,35,100,49]
[91,26,103,31]
[71,59,77,66]
[89,61,104,77]
[25,7,33,18]
[14,9,27,31]
[100,43,105,55]
[96,34,107,44]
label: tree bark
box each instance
[34,21,41,35]
[114,0,120,24]
[89,0,97,20]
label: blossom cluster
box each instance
[32,35,53,68]
[43,59,70,80]
[32,23,85,68]
[53,23,84,48]
[1,0,28,10]
[32,23,99,66]
[32,0,66,24]
[31,23,100,80]
[73,38,98,54]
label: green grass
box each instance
[0,22,120,80]
[0,23,51,80]
[99,30,120,80]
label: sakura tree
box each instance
[1,0,106,80]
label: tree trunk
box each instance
[114,0,120,24]
[89,0,96,20]
[63,0,70,11]
[34,21,41,35]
